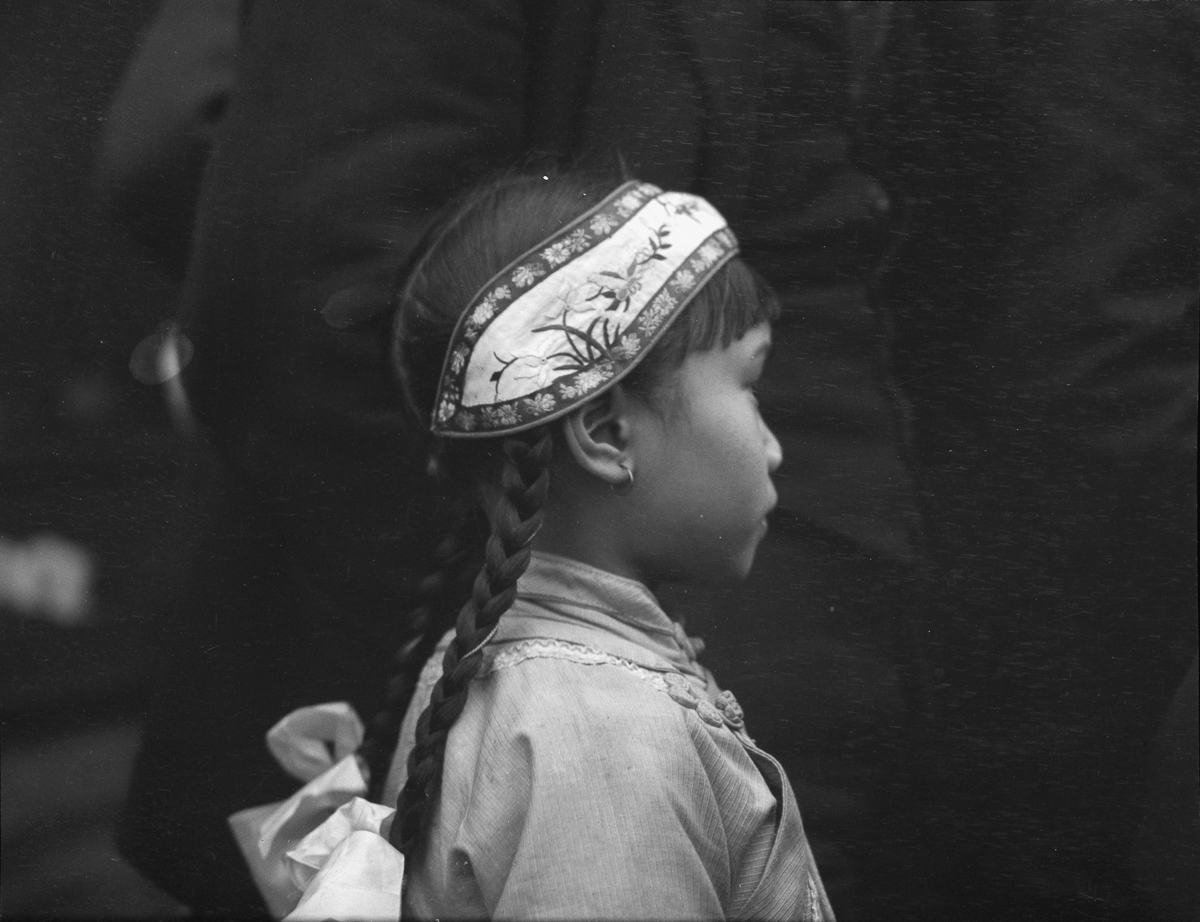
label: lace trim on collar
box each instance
[481,637,670,692]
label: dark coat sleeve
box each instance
[119,1,538,911]
[883,3,1197,911]
[177,0,541,623]
[93,0,240,275]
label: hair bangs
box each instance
[685,258,780,352]
[624,257,780,396]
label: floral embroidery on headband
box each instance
[611,334,642,362]
[512,264,544,288]
[524,393,557,415]
[541,240,573,267]
[431,182,737,437]
[589,213,619,235]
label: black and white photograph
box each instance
[2,2,1196,919]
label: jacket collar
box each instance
[494,551,705,677]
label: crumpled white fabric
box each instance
[284,798,402,921]
[267,701,365,783]
[227,702,403,920]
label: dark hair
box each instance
[360,171,778,855]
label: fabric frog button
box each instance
[664,672,700,710]
[715,689,745,730]
[695,698,725,727]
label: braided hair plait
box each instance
[389,427,553,854]
[359,495,481,802]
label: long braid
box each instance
[389,427,553,853]
[359,495,480,801]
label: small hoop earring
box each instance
[611,463,635,497]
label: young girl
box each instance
[234,173,835,921]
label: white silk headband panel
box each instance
[432,181,739,437]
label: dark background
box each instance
[1,2,186,915]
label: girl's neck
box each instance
[533,511,653,590]
[532,478,668,591]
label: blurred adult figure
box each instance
[116,3,926,916]
[888,1,1198,915]
[94,0,240,279]
[110,2,1197,920]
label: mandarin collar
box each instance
[494,551,704,675]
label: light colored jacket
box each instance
[388,552,835,921]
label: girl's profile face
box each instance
[628,321,782,583]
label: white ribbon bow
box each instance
[267,701,365,782]
[228,702,404,921]
[284,797,402,921]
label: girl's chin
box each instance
[717,536,769,583]
[737,524,771,576]
[650,527,770,584]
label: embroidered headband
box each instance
[431,181,739,438]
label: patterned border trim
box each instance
[481,637,672,693]
[431,181,739,438]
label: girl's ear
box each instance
[560,384,634,488]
